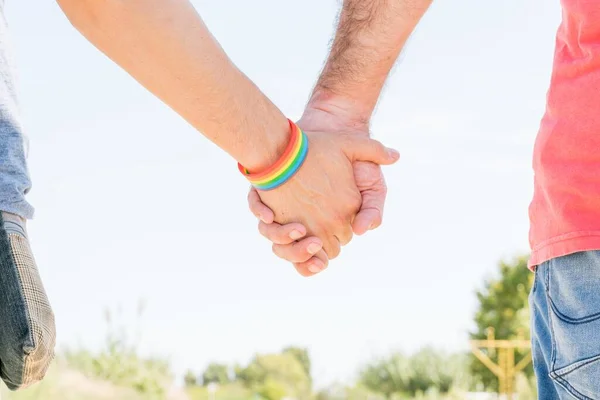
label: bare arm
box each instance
[57,0,399,265]
[56,0,288,171]
[249,0,433,275]
[309,0,433,127]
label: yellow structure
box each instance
[470,327,532,400]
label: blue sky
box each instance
[6,0,560,387]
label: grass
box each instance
[1,362,150,400]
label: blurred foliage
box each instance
[470,255,534,391]
[359,348,472,399]
[1,362,156,400]
[184,370,198,387]
[1,253,540,399]
[282,347,311,382]
[315,382,386,400]
[514,372,538,400]
[201,363,231,386]
[235,351,311,400]
[186,382,252,400]
[257,377,287,400]
[62,304,171,399]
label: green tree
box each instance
[201,363,230,386]
[235,352,311,400]
[235,360,266,387]
[470,255,534,390]
[360,353,412,398]
[184,369,198,387]
[408,348,458,394]
[258,377,288,400]
[283,346,311,381]
[359,349,468,398]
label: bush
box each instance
[62,305,171,399]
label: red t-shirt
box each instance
[529,0,600,267]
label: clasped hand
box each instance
[247,108,398,277]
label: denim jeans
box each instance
[531,251,600,399]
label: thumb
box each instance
[352,184,386,235]
[344,137,400,165]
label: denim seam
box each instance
[544,256,600,400]
[544,262,558,372]
[530,310,541,374]
[547,299,600,324]
[529,271,538,372]
[552,354,600,377]
[544,256,600,324]
[551,373,593,400]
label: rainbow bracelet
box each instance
[238,119,309,191]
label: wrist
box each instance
[239,120,308,191]
[235,113,291,173]
[304,90,372,134]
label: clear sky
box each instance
[5,0,560,388]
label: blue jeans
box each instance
[531,251,600,399]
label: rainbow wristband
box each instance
[238,119,309,191]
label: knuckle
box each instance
[271,226,286,242]
[331,213,347,228]
[347,192,362,213]
[291,243,311,262]
[326,243,341,260]
[272,243,283,258]
[370,138,383,150]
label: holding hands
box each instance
[61,0,428,278]
[247,105,398,277]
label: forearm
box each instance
[310,0,432,126]
[56,0,287,171]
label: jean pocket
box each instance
[550,355,600,399]
[547,251,600,324]
[544,252,600,398]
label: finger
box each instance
[258,221,307,245]
[272,237,324,263]
[322,236,342,260]
[247,188,274,224]
[293,250,329,277]
[336,224,354,246]
[345,137,400,166]
[352,185,387,235]
[352,209,382,235]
